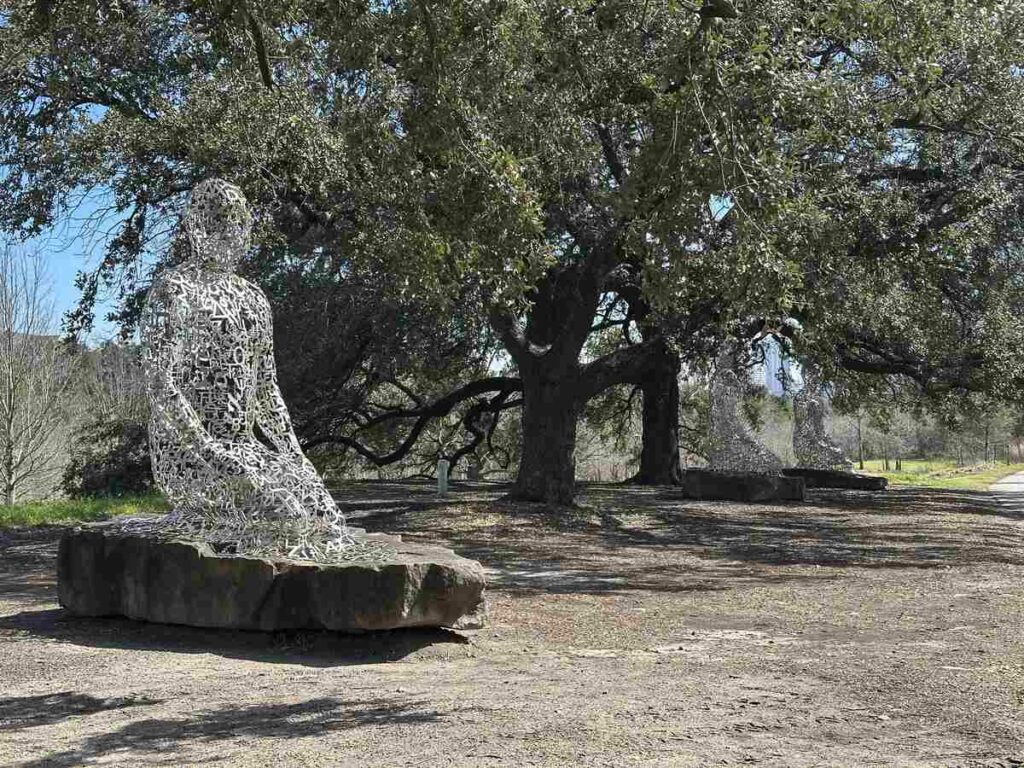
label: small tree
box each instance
[0,247,76,504]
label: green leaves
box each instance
[0,0,1022,411]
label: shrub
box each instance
[62,417,153,498]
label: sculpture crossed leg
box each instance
[707,350,784,474]
[792,368,852,471]
[137,179,362,561]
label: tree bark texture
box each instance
[508,374,580,504]
[635,344,683,485]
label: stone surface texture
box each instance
[682,469,805,502]
[782,467,888,490]
[58,524,486,632]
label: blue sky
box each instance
[48,252,118,341]
[10,104,124,342]
[22,189,123,342]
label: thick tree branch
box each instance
[596,123,626,185]
[858,167,945,184]
[242,3,275,89]
[837,332,988,394]
[448,391,523,473]
[488,308,532,364]
[580,335,664,399]
[302,376,523,465]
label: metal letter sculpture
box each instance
[707,352,784,474]
[792,369,852,470]
[136,179,367,562]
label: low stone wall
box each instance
[58,524,487,632]
[782,468,888,491]
[681,469,805,502]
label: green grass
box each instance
[0,494,168,529]
[858,459,1024,490]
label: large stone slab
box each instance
[682,469,805,502]
[782,467,888,491]
[58,524,486,632]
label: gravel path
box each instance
[1,483,1023,767]
[990,471,1024,510]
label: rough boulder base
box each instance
[782,467,888,491]
[58,524,486,632]
[682,469,806,502]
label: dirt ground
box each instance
[1,482,1023,767]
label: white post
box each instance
[437,459,449,496]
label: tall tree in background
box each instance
[0,246,75,504]
[2,1,1024,502]
[61,340,152,497]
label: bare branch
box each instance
[0,245,77,503]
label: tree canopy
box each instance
[2,0,1023,502]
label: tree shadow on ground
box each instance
[0,607,470,668]
[4,482,1024,622]
[0,691,162,732]
[331,480,508,521]
[590,486,1024,567]
[0,570,57,605]
[352,483,1024,597]
[797,486,1024,519]
[0,527,65,605]
[591,486,1024,568]
[17,696,448,768]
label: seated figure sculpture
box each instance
[792,368,852,470]
[140,179,355,559]
[707,351,784,474]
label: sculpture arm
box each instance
[141,278,253,480]
[253,297,306,461]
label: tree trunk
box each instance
[509,375,580,504]
[857,412,864,470]
[2,441,13,506]
[493,263,665,504]
[634,347,683,485]
[3,439,14,505]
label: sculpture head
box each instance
[182,179,253,271]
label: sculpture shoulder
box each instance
[146,268,198,306]
[145,270,269,310]
[142,270,193,327]
[230,276,273,320]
